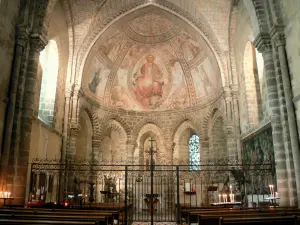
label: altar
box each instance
[144,194,160,214]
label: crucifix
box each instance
[144,137,159,221]
[145,137,157,170]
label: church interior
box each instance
[1,0,300,224]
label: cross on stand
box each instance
[144,137,159,225]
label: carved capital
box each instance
[224,125,234,135]
[69,127,80,137]
[29,34,47,52]
[253,33,272,53]
[164,142,175,151]
[127,139,137,146]
[69,122,80,136]
[92,139,101,148]
[270,25,286,48]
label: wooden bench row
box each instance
[183,208,300,225]
[0,208,119,225]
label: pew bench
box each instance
[187,208,300,225]
[219,215,297,225]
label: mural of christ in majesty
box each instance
[133,54,164,108]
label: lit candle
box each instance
[232,194,235,202]
[8,192,11,198]
[4,192,8,198]
[0,192,2,198]
[219,194,221,202]
[230,185,232,195]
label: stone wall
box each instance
[0,0,20,153]
[280,0,300,139]
[78,95,229,164]
[29,119,62,161]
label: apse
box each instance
[81,6,222,112]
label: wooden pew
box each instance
[0,208,116,225]
[0,219,96,225]
[219,215,297,225]
[187,208,300,225]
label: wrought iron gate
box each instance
[28,158,275,225]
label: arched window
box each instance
[189,135,200,170]
[38,40,59,127]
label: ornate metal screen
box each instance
[28,158,275,225]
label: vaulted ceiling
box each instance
[54,0,235,112]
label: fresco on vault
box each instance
[88,60,110,99]
[132,54,165,109]
[99,31,126,62]
[190,58,219,98]
[128,13,174,36]
[174,32,201,62]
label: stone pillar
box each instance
[66,86,81,161]
[0,26,29,189]
[126,139,137,164]
[92,138,101,162]
[61,87,72,162]
[254,34,289,206]
[271,26,300,206]
[162,142,174,165]
[200,137,209,162]
[224,88,238,161]
[13,35,47,205]
[67,125,80,161]
[231,86,242,160]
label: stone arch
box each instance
[251,0,270,33]
[201,100,224,138]
[131,117,164,141]
[99,119,128,162]
[207,110,227,162]
[99,113,131,137]
[80,99,101,138]
[173,120,199,164]
[171,115,200,138]
[135,123,165,165]
[76,109,93,160]
[75,2,228,94]
[241,41,262,129]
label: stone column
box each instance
[126,139,137,164]
[14,35,47,205]
[92,138,101,162]
[231,86,242,161]
[223,88,238,161]
[67,125,80,161]
[200,137,209,162]
[254,34,289,206]
[0,26,29,188]
[61,87,72,162]
[271,26,300,206]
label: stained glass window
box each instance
[189,135,200,170]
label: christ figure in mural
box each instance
[133,54,164,108]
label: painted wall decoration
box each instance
[174,32,201,62]
[82,7,222,112]
[99,31,126,62]
[191,58,219,99]
[242,126,274,165]
[87,59,110,100]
